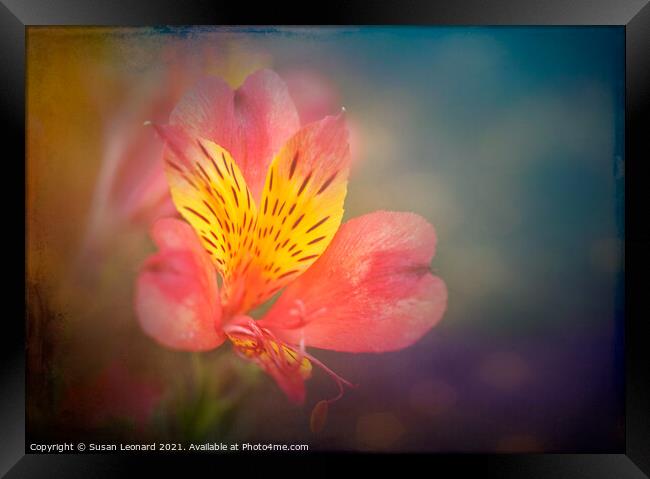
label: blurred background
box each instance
[26,26,624,452]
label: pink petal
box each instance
[258,211,448,353]
[282,68,342,125]
[169,75,235,145]
[169,69,300,201]
[135,218,225,351]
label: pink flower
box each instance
[81,48,196,258]
[282,68,342,125]
[135,69,447,405]
[62,361,163,430]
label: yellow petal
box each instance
[234,116,350,313]
[161,115,349,316]
[164,135,258,309]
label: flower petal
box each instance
[258,211,447,352]
[234,113,350,314]
[135,218,225,351]
[233,70,302,201]
[153,124,259,315]
[169,75,235,148]
[154,114,350,317]
[169,69,300,201]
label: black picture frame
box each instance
[4,0,649,476]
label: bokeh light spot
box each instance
[355,412,405,451]
[479,351,529,391]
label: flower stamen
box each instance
[224,318,354,403]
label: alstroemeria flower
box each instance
[135,69,447,405]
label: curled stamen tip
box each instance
[143,120,153,127]
[310,400,328,434]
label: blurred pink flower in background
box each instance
[282,68,342,124]
[62,361,163,430]
[80,46,199,260]
[283,67,363,167]
[134,69,447,410]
